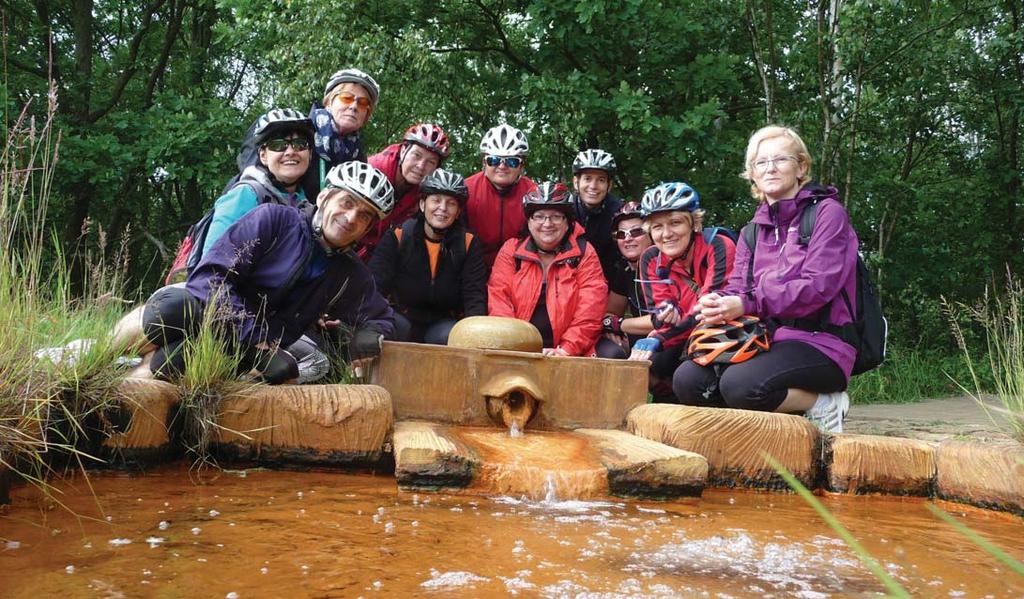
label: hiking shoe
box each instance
[805,391,850,433]
[34,338,96,366]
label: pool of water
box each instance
[1,465,1021,597]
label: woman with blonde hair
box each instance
[673,125,860,432]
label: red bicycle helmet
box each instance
[403,123,450,159]
[688,316,770,366]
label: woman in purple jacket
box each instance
[673,125,858,432]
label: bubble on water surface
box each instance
[65,565,75,574]
[209,509,220,517]
[158,521,169,530]
[4,541,20,550]
[146,537,164,548]
[260,567,268,574]
[420,569,491,589]
[108,538,131,546]
[191,527,201,535]
[226,592,239,599]
[384,522,394,533]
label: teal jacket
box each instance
[203,166,307,254]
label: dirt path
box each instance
[844,395,1017,443]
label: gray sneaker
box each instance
[805,391,850,433]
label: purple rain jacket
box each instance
[186,203,395,348]
[724,183,859,381]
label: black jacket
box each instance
[369,215,488,324]
[573,193,623,281]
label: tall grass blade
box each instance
[925,504,1024,577]
[761,452,911,598]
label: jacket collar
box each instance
[750,181,837,227]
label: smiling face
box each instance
[401,144,441,186]
[573,170,611,208]
[750,136,808,204]
[328,82,373,136]
[420,193,461,233]
[483,155,525,188]
[646,211,693,259]
[527,208,570,252]
[614,217,651,262]
[316,189,377,248]
[258,134,311,189]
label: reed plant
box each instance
[0,86,132,502]
[947,273,1024,442]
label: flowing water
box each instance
[1,465,1022,598]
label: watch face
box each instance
[602,315,613,327]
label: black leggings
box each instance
[141,285,297,384]
[671,340,846,412]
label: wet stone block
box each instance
[627,403,820,490]
[102,378,181,465]
[216,384,393,468]
[827,434,936,496]
[378,342,649,431]
[392,421,477,491]
[936,440,1024,515]
[574,428,708,499]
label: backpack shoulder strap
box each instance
[740,222,758,289]
[798,198,823,245]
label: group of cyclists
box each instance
[128,67,861,433]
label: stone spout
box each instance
[479,374,544,432]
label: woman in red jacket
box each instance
[487,182,608,357]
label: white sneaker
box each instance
[806,391,850,433]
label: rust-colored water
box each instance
[454,428,608,500]
[1,466,1022,598]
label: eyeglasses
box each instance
[752,155,798,173]
[529,213,566,224]
[332,92,372,110]
[485,155,523,169]
[264,137,311,152]
[613,226,646,241]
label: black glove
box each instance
[602,314,623,335]
[351,327,384,360]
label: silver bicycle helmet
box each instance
[640,182,701,217]
[254,108,314,145]
[324,162,395,218]
[420,168,468,202]
[324,68,380,107]
[572,148,617,174]
[479,124,529,156]
[523,182,573,216]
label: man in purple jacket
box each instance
[138,161,396,383]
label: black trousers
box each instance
[141,285,297,384]
[671,340,846,412]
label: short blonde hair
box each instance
[740,125,813,203]
[642,209,705,233]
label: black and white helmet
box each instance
[479,124,529,156]
[253,108,315,146]
[572,148,616,174]
[324,68,380,107]
[420,168,469,203]
[324,162,395,219]
[640,182,701,218]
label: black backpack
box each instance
[740,198,887,375]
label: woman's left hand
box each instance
[542,346,569,357]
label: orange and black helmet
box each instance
[688,316,770,366]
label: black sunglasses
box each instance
[264,137,311,152]
[484,155,523,169]
[613,226,646,240]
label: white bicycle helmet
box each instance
[479,124,529,156]
[254,108,314,145]
[324,68,380,106]
[324,162,395,218]
[572,148,616,174]
[640,182,701,217]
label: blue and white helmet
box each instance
[640,182,700,218]
[325,161,395,219]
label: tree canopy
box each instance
[3,0,1021,352]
